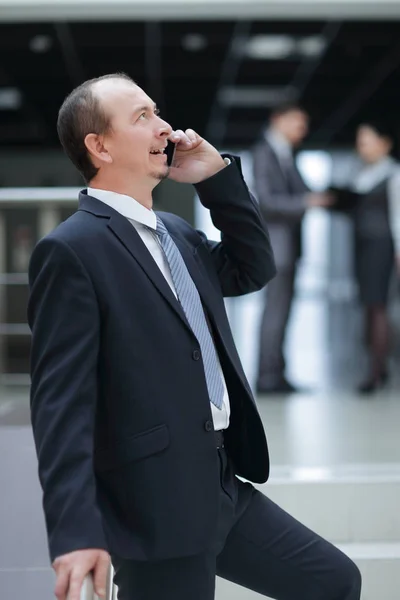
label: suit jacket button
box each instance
[192,349,201,361]
[204,420,213,432]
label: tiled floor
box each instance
[231,290,400,469]
[0,290,399,599]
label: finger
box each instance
[93,555,110,598]
[185,128,198,143]
[65,569,86,600]
[171,129,192,146]
[54,567,70,600]
[169,131,180,143]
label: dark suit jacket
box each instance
[252,140,309,270]
[27,158,276,563]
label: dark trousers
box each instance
[257,268,296,389]
[112,447,361,600]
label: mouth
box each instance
[149,148,168,165]
[149,147,167,156]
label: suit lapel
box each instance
[110,216,239,363]
[79,193,192,331]
[77,194,189,329]
[265,141,308,194]
[79,193,241,370]
[265,141,288,184]
[106,214,191,330]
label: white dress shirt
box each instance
[87,187,231,430]
[352,156,400,253]
[265,128,294,168]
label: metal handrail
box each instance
[0,273,29,285]
[0,275,30,337]
[77,564,117,600]
[0,324,30,335]
[0,187,80,204]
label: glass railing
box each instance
[0,188,79,385]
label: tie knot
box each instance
[155,215,169,237]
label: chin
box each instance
[152,166,170,181]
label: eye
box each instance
[138,112,146,120]
[154,108,160,116]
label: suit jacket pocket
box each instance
[94,424,169,472]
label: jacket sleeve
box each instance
[27,235,107,563]
[195,156,276,297]
[252,143,307,220]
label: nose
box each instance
[156,116,172,139]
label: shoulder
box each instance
[33,209,104,262]
[253,141,276,168]
[390,162,400,179]
[58,208,106,241]
[387,168,400,206]
[387,162,400,188]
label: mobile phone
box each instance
[166,140,177,167]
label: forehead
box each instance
[283,110,308,121]
[358,126,380,139]
[93,79,154,112]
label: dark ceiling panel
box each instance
[0,19,399,151]
[250,21,325,35]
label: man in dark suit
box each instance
[28,75,360,600]
[253,104,332,394]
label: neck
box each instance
[269,127,291,147]
[89,173,155,210]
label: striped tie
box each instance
[153,215,224,410]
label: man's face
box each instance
[272,109,309,147]
[93,79,173,182]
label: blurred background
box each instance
[1,0,400,598]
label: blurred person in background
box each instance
[333,122,400,393]
[253,104,333,394]
[28,74,361,600]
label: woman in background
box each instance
[351,121,400,392]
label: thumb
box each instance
[93,554,110,599]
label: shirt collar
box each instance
[87,187,157,230]
[354,156,397,193]
[265,127,293,159]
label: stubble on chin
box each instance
[152,166,170,181]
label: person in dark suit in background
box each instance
[332,121,400,393]
[28,75,361,600]
[253,103,333,394]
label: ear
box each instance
[84,133,113,165]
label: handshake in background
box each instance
[305,191,337,209]
[305,188,361,211]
